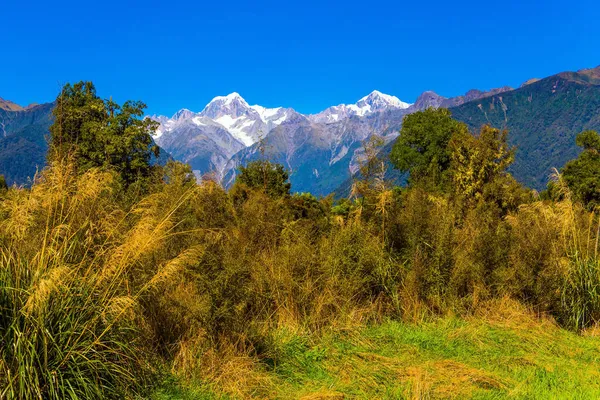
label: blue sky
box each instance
[2,0,599,116]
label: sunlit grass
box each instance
[2,160,600,399]
[159,299,600,399]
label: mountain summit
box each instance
[149,93,301,178]
[309,90,411,123]
[192,92,296,146]
[200,93,250,120]
[410,87,513,111]
[356,90,411,113]
[5,65,600,194]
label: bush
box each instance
[2,147,600,399]
[0,161,202,398]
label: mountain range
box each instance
[1,66,599,193]
[0,102,54,184]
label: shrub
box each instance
[0,161,201,398]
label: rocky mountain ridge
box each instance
[2,65,600,193]
[150,90,412,184]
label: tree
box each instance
[288,192,327,220]
[49,81,105,163]
[49,81,159,185]
[449,125,515,203]
[234,160,291,199]
[351,136,388,201]
[390,108,468,189]
[576,130,600,152]
[0,174,7,191]
[562,130,600,209]
[351,136,394,234]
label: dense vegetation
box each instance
[1,83,599,399]
[450,72,600,190]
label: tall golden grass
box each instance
[0,160,203,398]
[0,160,598,398]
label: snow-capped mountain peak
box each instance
[172,108,195,121]
[309,90,411,123]
[201,93,289,123]
[357,90,411,110]
[193,93,294,146]
[250,104,282,121]
[201,92,252,120]
[151,93,298,148]
[207,92,248,107]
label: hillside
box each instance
[2,66,600,191]
[0,98,24,112]
[334,67,600,195]
[0,103,54,185]
[450,67,600,190]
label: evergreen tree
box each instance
[562,130,600,209]
[49,81,159,184]
[235,160,291,198]
[390,108,468,190]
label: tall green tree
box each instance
[562,130,600,209]
[234,160,291,199]
[390,108,468,189]
[49,81,159,184]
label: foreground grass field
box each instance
[154,299,600,400]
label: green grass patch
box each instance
[157,310,600,399]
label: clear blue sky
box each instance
[2,0,599,116]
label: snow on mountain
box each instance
[198,92,296,146]
[149,90,411,191]
[355,90,411,112]
[148,93,302,179]
[149,112,245,180]
[152,90,409,145]
[309,90,411,124]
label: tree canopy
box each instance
[562,130,600,209]
[390,108,468,189]
[49,81,159,185]
[450,125,515,202]
[234,160,291,199]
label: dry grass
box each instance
[164,299,600,399]
[2,160,600,399]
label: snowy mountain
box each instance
[150,93,300,179]
[149,86,536,193]
[223,106,409,194]
[150,113,243,179]
[150,90,412,192]
[199,92,296,146]
[309,90,411,123]
[5,66,600,193]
